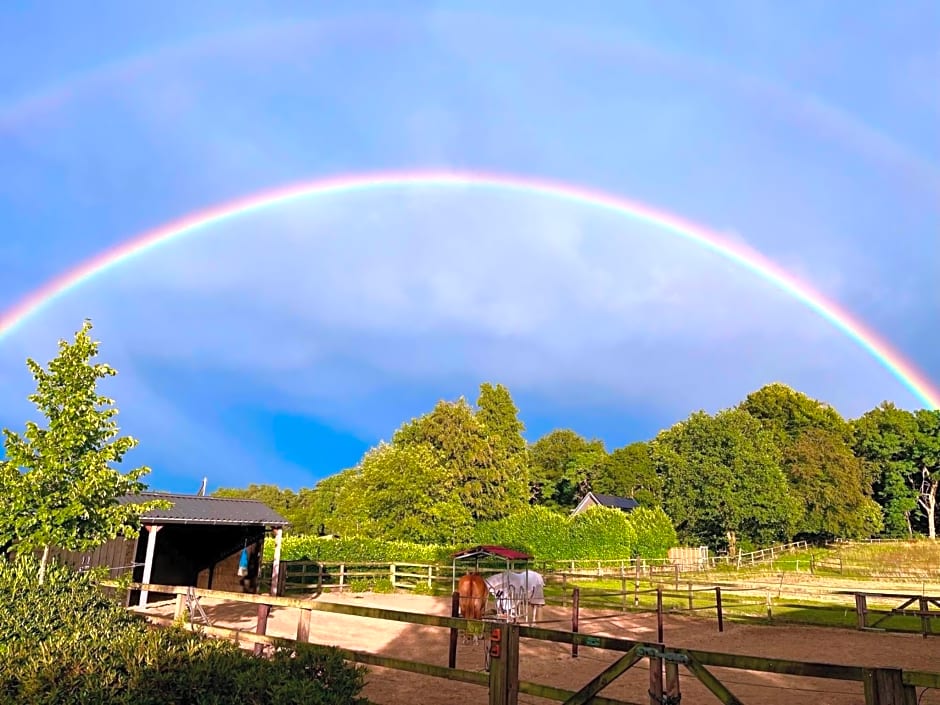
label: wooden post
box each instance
[665,660,680,704]
[715,586,724,632]
[339,563,346,591]
[317,563,323,594]
[687,582,694,611]
[428,565,434,589]
[621,570,627,612]
[656,586,664,643]
[648,648,663,705]
[572,587,580,658]
[390,563,397,588]
[488,621,519,705]
[810,553,815,574]
[174,593,185,621]
[674,564,679,590]
[269,527,283,597]
[254,604,271,656]
[864,668,917,705]
[296,608,311,642]
[855,593,868,630]
[448,591,460,669]
[634,562,640,607]
[138,524,161,607]
[766,593,773,621]
[920,596,930,638]
[561,573,567,607]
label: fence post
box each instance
[390,563,397,588]
[571,587,580,658]
[621,569,627,612]
[687,582,693,611]
[254,604,270,656]
[339,563,346,591]
[296,607,311,642]
[657,586,664,643]
[715,586,724,632]
[855,593,868,630]
[648,645,663,705]
[174,593,185,621]
[919,596,930,638]
[674,564,679,590]
[561,573,567,608]
[449,591,460,669]
[863,668,917,705]
[634,563,640,607]
[488,622,519,705]
[665,660,680,704]
[428,565,434,589]
[316,563,323,594]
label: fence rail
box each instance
[103,580,940,705]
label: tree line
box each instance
[217,382,939,553]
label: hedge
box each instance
[0,555,370,705]
[271,505,678,564]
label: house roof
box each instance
[120,492,290,527]
[451,545,533,562]
[591,493,640,511]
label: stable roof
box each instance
[452,545,532,562]
[120,492,290,527]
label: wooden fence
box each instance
[104,580,940,705]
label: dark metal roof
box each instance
[452,545,533,562]
[120,492,290,527]
[591,493,640,511]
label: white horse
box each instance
[484,569,545,625]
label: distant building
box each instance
[571,492,640,516]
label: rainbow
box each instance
[1,169,937,409]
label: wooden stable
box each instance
[49,492,289,607]
[108,580,940,705]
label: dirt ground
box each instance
[146,591,940,705]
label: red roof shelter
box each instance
[450,545,533,592]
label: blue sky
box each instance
[1,2,938,494]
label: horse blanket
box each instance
[484,570,545,621]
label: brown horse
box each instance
[457,573,488,642]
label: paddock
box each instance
[137,588,940,705]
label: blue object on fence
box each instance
[238,547,249,577]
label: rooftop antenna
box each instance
[197,477,207,496]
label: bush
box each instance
[272,536,454,564]
[628,506,679,559]
[569,506,637,559]
[0,555,370,705]
[473,506,572,559]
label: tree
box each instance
[337,442,472,543]
[528,429,607,508]
[0,321,166,582]
[593,442,663,507]
[739,382,848,445]
[651,409,799,553]
[393,393,528,522]
[852,403,937,538]
[784,429,882,540]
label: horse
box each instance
[484,569,545,625]
[456,572,488,643]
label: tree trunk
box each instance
[916,470,937,540]
[38,544,50,585]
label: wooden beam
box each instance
[269,528,283,597]
[684,656,743,705]
[296,608,311,643]
[563,646,641,705]
[138,525,161,607]
[517,681,640,705]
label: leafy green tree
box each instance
[784,429,882,540]
[337,443,472,543]
[739,382,848,444]
[529,429,607,508]
[853,403,928,537]
[0,321,167,582]
[593,442,662,506]
[393,393,527,521]
[651,409,799,552]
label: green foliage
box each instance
[652,409,800,552]
[627,506,678,559]
[336,442,473,543]
[0,556,369,705]
[474,505,573,559]
[528,429,607,508]
[0,321,168,566]
[271,535,454,563]
[570,506,637,559]
[739,383,848,444]
[593,442,662,507]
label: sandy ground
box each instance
[145,591,940,705]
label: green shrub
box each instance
[0,556,370,705]
[370,578,395,593]
[271,536,454,564]
[569,506,637,559]
[628,506,679,559]
[473,506,572,559]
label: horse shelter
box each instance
[47,492,289,607]
[451,545,544,623]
